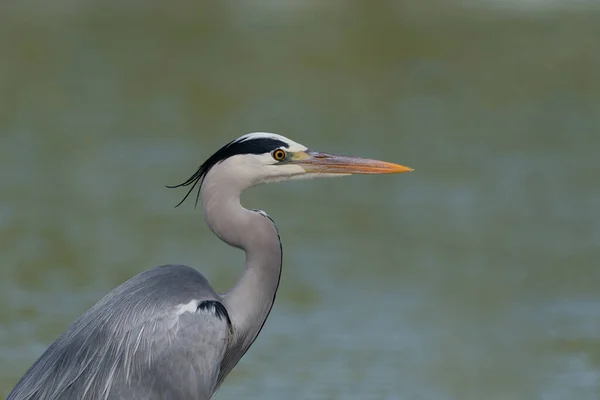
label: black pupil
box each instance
[275,150,284,159]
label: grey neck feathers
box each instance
[200,171,283,353]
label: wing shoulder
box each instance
[9,265,233,400]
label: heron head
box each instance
[169,132,412,206]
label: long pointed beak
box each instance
[293,151,413,175]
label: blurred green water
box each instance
[1,1,599,399]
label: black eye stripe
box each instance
[230,138,290,156]
[168,137,290,207]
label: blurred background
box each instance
[1,1,599,399]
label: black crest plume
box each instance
[167,136,289,208]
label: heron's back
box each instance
[8,265,231,400]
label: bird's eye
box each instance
[272,149,287,161]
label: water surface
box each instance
[1,2,599,399]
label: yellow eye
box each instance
[272,149,286,161]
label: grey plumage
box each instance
[9,265,232,400]
[9,132,411,400]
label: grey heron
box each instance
[8,132,412,400]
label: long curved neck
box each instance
[200,177,282,352]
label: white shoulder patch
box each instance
[175,299,199,315]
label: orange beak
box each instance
[292,151,413,175]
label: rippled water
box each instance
[1,2,599,399]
